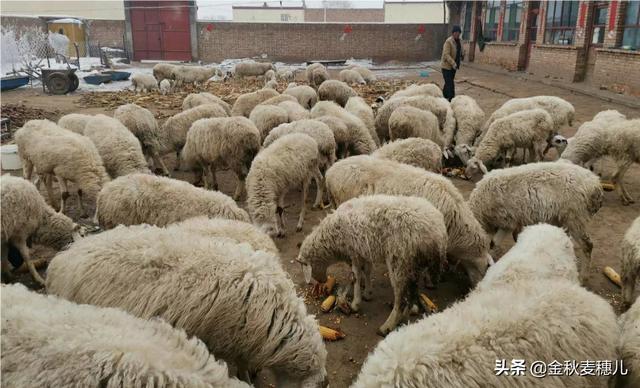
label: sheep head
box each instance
[465,157,488,179]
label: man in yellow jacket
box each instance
[441,25,464,101]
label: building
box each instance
[232,4,305,23]
[304,8,384,22]
[384,1,448,24]
[232,4,384,23]
[456,0,640,96]
[0,0,125,20]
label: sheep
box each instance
[345,96,379,145]
[372,138,443,173]
[160,103,229,169]
[57,113,92,134]
[622,216,640,306]
[172,216,278,255]
[297,195,447,335]
[231,89,280,117]
[390,83,443,99]
[264,69,276,80]
[339,69,365,85]
[14,120,109,216]
[130,73,158,93]
[468,161,603,281]
[451,95,485,164]
[278,100,310,121]
[561,119,639,205]
[619,297,640,387]
[317,80,357,107]
[465,108,555,177]
[314,115,375,157]
[264,79,278,89]
[2,283,250,388]
[325,156,492,285]
[353,270,618,387]
[388,106,442,146]
[159,78,171,94]
[46,225,327,387]
[249,104,289,141]
[277,68,295,82]
[234,61,275,78]
[83,114,150,178]
[310,101,377,156]
[181,117,261,200]
[476,224,580,291]
[246,133,323,237]
[263,119,336,173]
[284,84,318,109]
[182,92,232,115]
[259,94,298,106]
[1,176,80,285]
[349,65,377,83]
[152,63,177,83]
[171,65,218,88]
[306,62,329,87]
[96,173,249,229]
[113,103,170,176]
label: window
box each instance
[503,1,523,41]
[462,1,474,40]
[484,0,500,41]
[544,0,579,45]
[591,2,608,45]
[280,14,290,22]
[622,0,640,49]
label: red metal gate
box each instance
[130,1,191,61]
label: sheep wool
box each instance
[249,104,290,141]
[619,297,640,388]
[96,173,249,229]
[159,78,171,94]
[1,284,249,388]
[181,116,261,200]
[284,84,318,109]
[390,83,443,99]
[372,137,443,173]
[234,61,274,78]
[306,62,329,87]
[317,80,357,107]
[297,195,447,335]
[171,65,218,87]
[182,92,232,115]
[57,113,92,134]
[483,95,575,134]
[350,65,377,83]
[258,94,298,106]
[46,225,327,387]
[622,216,640,305]
[278,100,310,121]
[339,69,365,85]
[153,63,177,83]
[345,96,379,145]
[231,89,279,117]
[451,95,485,163]
[388,106,442,146]
[130,73,158,92]
[310,101,377,156]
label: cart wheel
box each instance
[47,72,71,95]
[68,73,79,92]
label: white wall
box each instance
[232,8,304,23]
[1,0,125,20]
[384,2,447,24]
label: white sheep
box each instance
[152,63,177,83]
[259,94,298,106]
[284,84,318,109]
[465,108,555,177]
[348,65,377,83]
[278,100,310,121]
[317,80,357,107]
[561,119,639,205]
[159,78,171,94]
[234,61,275,78]
[345,96,379,145]
[46,225,327,387]
[96,173,249,229]
[297,195,447,335]
[246,133,323,237]
[559,110,627,161]
[619,297,640,387]
[181,116,261,200]
[325,156,492,285]
[390,83,443,99]
[306,62,329,87]
[160,103,229,169]
[622,216,640,306]
[2,283,249,388]
[339,69,365,85]
[249,104,289,140]
[388,106,442,146]
[310,101,377,157]
[57,113,92,134]
[231,89,280,117]
[451,95,485,164]
[171,65,218,88]
[469,161,603,281]
[372,137,443,173]
[83,114,150,178]
[1,176,80,285]
[182,92,232,115]
[264,69,276,80]
[314,115,374,157]
[14,120,109,216]
[277,68,295,82]
[130,73,158,93]
[113,103,170,176]
[264,79,278,89]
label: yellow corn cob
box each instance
[323,275,336,295]
[321,295,336,312]
[603,266,622,288]
[319,325,345,341]
[601,182,615,192]
[419,293,438,313]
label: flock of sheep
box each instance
[1,59,640,387]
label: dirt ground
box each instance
[2,64,639,387]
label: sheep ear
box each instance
[442,150,449,159]
[479,161,489,174]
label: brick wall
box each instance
[527,45,584,82]
[1,16,47,36]
[304,8,384,23]
[197,22,448,62]
[593,49,640,96]
[474,42,525,71]
[84,19,125,48]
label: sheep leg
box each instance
[152,151,170,176]
[42,174,58,210]
[22,159,34,181]
[612,162,634,205]
[312,167,324,208]
[350,262,363,312]
[378,267,408,336]
[209,164,219,191]
[567,223,593,283]
[233,169,246,201]
[1,242,13,282]
[622,272,637,307]
[76,188,87,218]
[174,151,182,171]
[296,177,311,232]
[56,176,69,215]
[362,260,374,301]
[13,238,45,286]
[277,192,286,233]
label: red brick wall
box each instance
[304,9,384,23]
[474,42,525,71]
[593,49,640,96]
[84,19,125,48]
[527,44,584,82]
[197,22,448,62]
